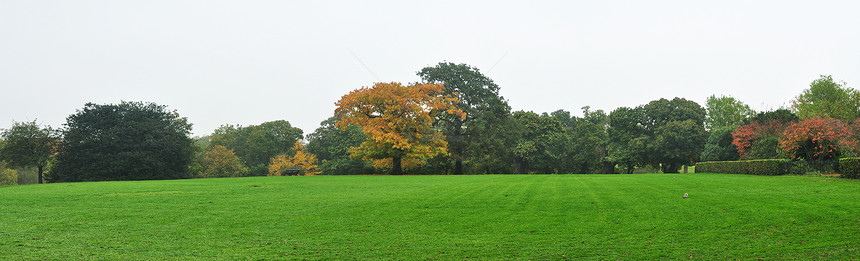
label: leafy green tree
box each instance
[548,107,611,174]
[700,126,740,162]
[745,109,799,125]
[306,116,375,175]
[0,121,59,184]
[705,95,755,130]
[607,107,645,174]
[418,62,511,174]
[51,102,194,182]
[209,120,304,176]
[792,75,860,122]
[652,120,709,173]
[511,111,566,174]
[616,98,707,173]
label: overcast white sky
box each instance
[2,0,859,137]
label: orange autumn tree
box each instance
[778,118,856,161]
[335,82,465,175]
[268,141,320,176]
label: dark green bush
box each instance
[839,158,860,179]
[695,159,794,175]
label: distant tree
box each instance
[779,118,855,161]
[0,121,59,184]
[511,111,565,174]
[700,126,740,162]
[268,142,320,176]
[638,98,708,173]
[198,145,247,178]
[335,82,465,175]
[459,107,517,174]
[209,120,304,176]
[417,62,511,174]
[306,116,375,175]
[652,120,709,173]
[607,107,645,174]
[704,95,755,130]
[792,75,860,122]
[51,102,194,182]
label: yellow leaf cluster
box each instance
[268,141,320,176]
[200,145,247,178]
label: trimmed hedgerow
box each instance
[695,159,794,175]
[839,158,860,179]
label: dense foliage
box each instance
[695,159,794,175]
[50,102,194,182]
[305,117,376,175]
[335,82,465,175]
[0,121,59,184]
[209,120,303,176]
[0,160,17,186]
[792,75,860,122]
[704,95,755,130]
[268,142,319,176]
[700,126,740,161]
[778,117,855,161]
[418,62,511,174]
[197,145,247,178]
[838,157,860,179]
[732,110,798,160]
[7,65,859,179]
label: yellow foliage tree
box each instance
[268,142,320,176]
[0,161,17,186]
[334,82,465,174]
[199,145,247,178]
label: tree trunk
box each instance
[683,165,688,173]
[451,121,465,175]
[38,165,44,184]
[392,157,403,175]
[600,161,616,174]
[514,157,527,174]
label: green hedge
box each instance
[695,159,794,175]
[839,158,860,179]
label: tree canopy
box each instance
[792,75,860,122]
[209,120,304,176]
[0,121,59,184]
[417,62,511,174]
[306,116,375,175]
[50,102,194,182]
[335,82,465,175]
[705,95,755,130]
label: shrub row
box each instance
[839,158,860,179]
[695,159,794,175]
[698,158,860,179]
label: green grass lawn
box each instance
[1,174,859,260]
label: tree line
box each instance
[0,62,856,183]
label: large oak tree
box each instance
[335,82,464,175]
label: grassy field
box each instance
[1,174,859,260]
